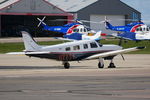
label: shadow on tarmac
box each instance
[0,66,89,69]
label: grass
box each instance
[0,41,64,53]
[0,39,150,54]
[101,39,150,54]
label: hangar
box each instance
[0,0,141,37]
[0,0,73,37]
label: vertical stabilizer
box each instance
[21,31,41,51]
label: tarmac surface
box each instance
[0,54,150,100]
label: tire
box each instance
[64,63,70,69]
[98,62,104,68]
[108,63,116,68]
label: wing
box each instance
[54,37,76,41]
[86,47,145,60]
[7,51,51,55]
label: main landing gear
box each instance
[98,59,116,69]
[98,58,104,68]
[63,62,70,69]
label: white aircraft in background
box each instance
[7,31,145,69]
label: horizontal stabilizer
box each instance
[6,52,26,55]
[7,51,51,55]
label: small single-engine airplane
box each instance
[7,31,145,69]
[105,20,150,41]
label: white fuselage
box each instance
[38,40,122,53]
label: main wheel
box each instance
[108,63,116,68]
[64,62,70,69]
[98,62,104,68]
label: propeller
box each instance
[37,16,46,27]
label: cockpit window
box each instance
[73,29,79,32]
[90,42,98,48]
[87,28,91,31]
[99,43,103,47]
[136,28,139,31]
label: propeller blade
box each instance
[37,17,46,27]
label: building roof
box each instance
[0,0,20,9]
[0,0,74,16]
[46,0,98,12]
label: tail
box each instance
[21,31,41,52]
[82,31,101,41]
[92,31,102,41]
[104,16,114,30]
[37,17,47,27]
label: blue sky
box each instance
[121,0,150,24]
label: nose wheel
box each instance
[108,60,116,68]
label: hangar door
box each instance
[90,15,125,34]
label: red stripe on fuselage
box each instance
[67,25,80,34]
[130,24,143,32]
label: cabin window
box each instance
[74,29,79,32]
[139,28,142,31]
[84,28,87,32]
[80,28,83,32]
[147,28,150,31]
[73,45,80,50]
[90,42,98,48]
[65,47,71,51]
[83,44,88,49]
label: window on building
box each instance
[90,42,98,48]
[73,45,80,50]
[83,44,88,49]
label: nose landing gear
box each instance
[108,60,116,68]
